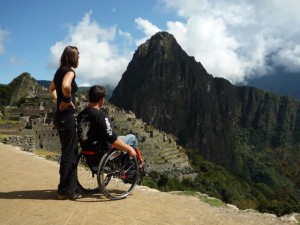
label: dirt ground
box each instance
[0,142,296,225]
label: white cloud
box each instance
[135,17,161,36]
[48,1,300,87]
[272,45,300,73]
[134,17,161,45]
[167,15,245,83]
[9,56,25,65]
[49,11,132,86]
[0,28,9,55]
[158,0,300,83]
[10,56,17,64]
[118,30,134,45]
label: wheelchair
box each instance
[77,148,144,200]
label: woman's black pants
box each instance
[54,113,78,195]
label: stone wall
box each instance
[3,135,35,152]
[3,116,61,153]
[33,124,61,152]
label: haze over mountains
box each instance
[245,71,300,100]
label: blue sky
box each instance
[1,0,300,87]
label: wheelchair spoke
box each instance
[77,153,99,194]
[97,150,139,200]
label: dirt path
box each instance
[0,143,296,225]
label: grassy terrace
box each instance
[0,119,19,125]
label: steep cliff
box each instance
[110,32,242,168]
[110,32,300,209]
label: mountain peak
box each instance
[8,72,41,105]
[9,72,34,85]
[135,31,184,60]
[110,31,208,109]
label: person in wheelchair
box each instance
[77,85,144,169]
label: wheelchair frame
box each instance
[77,148,141,200]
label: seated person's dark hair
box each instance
[89,85,107,103]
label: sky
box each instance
[0,0,300,87]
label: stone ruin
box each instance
[1,94,195,179]
[99,104,195,178]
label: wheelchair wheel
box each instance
[97,149,139,200]
[77,153,99,194]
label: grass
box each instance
[0,134,9,142]
[0,119,19,125]
[34,149,60,160]
[171,190,225,207]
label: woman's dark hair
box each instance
[60,46,79,68]
[89,85,107,103]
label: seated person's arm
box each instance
[112,137,137,158]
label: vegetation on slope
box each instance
[0,84,12,106]
[144,147,300,216]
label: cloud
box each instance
[158,0,300,83]
[49,11,133,87]
[118,30,134,44]
[167,16,245,83]
[48,1,300,87]
[134,17,161,45]
[0,28,9,55]
[272,45,300,73]
[9,56,25,65]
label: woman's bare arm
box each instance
[49,80,57,100]
[62,71,74,97]
[59,71,75,111]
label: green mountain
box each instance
[0,84,13,106]
[8,72,43,106]
[0,72,43,107]
[110,31,300,215]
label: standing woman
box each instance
[49,46,81,200]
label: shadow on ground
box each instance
[0,189,110,202]
[0,189,58,200]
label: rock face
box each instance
[110,32,300,195]
[9,72,42,105]
[110,32,236,168]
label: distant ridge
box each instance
[245,71,300,100]
[37,80,50,89]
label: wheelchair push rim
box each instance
[97,149,140,200]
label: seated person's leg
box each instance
[119,134,144,167]
[119,134,138,148]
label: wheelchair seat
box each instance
[80,150,103,171]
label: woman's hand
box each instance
[59,101,75,111]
